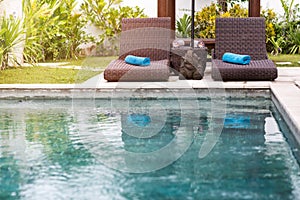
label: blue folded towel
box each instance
[125,55,150,66]
[127,114,151,127]
[222,52,251,65]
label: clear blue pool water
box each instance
[0,97,300,200]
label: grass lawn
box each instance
[0,56,116,84]
[54,56,117,68]
[0,67,99,84]
[269,54,300,67]
[1,54,299,84]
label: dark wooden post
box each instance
[249,0,261,17]
[157,0,175,30]
[191,0,195,47]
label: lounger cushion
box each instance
[104,59,169,82]
[212,59,278,81]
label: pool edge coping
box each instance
[270,83,300,145]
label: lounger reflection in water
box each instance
[264,117,285,143]
[121,112,177,153]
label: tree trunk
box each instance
[249,0,261,17]
[157,0,175,30]
[218,0,228,12]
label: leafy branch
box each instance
[80,0,146,44]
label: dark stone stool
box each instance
[170,47,208,79]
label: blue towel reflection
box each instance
[224,114,250,129]
[222,52,251,65]
[127,114,151,127]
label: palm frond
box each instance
[176,14,192,38]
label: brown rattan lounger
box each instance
[104,17,171,82]
[211,17,278,81]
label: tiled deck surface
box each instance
[0,63,300,141]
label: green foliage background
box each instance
[80,0,146,56]
[22,0,92,62]
[1,0,299,70]
[176,0,300,55]
[0,0,147,67]
[0,15,24,69]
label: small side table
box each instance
[170,46,208,79]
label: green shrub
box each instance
[22,0,146,61]
[81,0,147,55]
[0,15,24,69]
[194,2,279,54]
[261,9,278,52]
[23,0,90,62]
[278,0,300,54]
[22,0,47,63]
[262,0,300,55]
[195,3,219,39]
[227,4,248,17]
[195,3,247,39]
[287,29,300,54]
[176,13,192,38]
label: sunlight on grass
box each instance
[80,56,117,68]
[0,56,116,84]
[0,67,99,84]
[269,54,300,67]
[48,56,117,69]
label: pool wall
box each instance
[271,86,300,147]
[0,87,298,148]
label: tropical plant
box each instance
[22,0,56,63]
[279,0,300,34]
[217,0,248,11]
[261,8,278,52]
[227,4,248,17]
[195,3,247,39]
[287,29,300,54]
[0,15,24,69]
[176,13,191,38]
[80,0,146,44]
[43,0,89,60]
[280,0,298,23]
[195,1,281,50]
[275,0,300,54]
[195,3,219,39]
[22,0,90,62]
[268,36,285,56]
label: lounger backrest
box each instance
[119,17,171,61]
[214,17,267,60]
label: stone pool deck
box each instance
[0,63,300,141]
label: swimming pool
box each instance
[0,95,300,199]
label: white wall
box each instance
[0,0,22,17]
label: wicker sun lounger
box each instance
[104,17,171,82]
[211,17,278,81]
